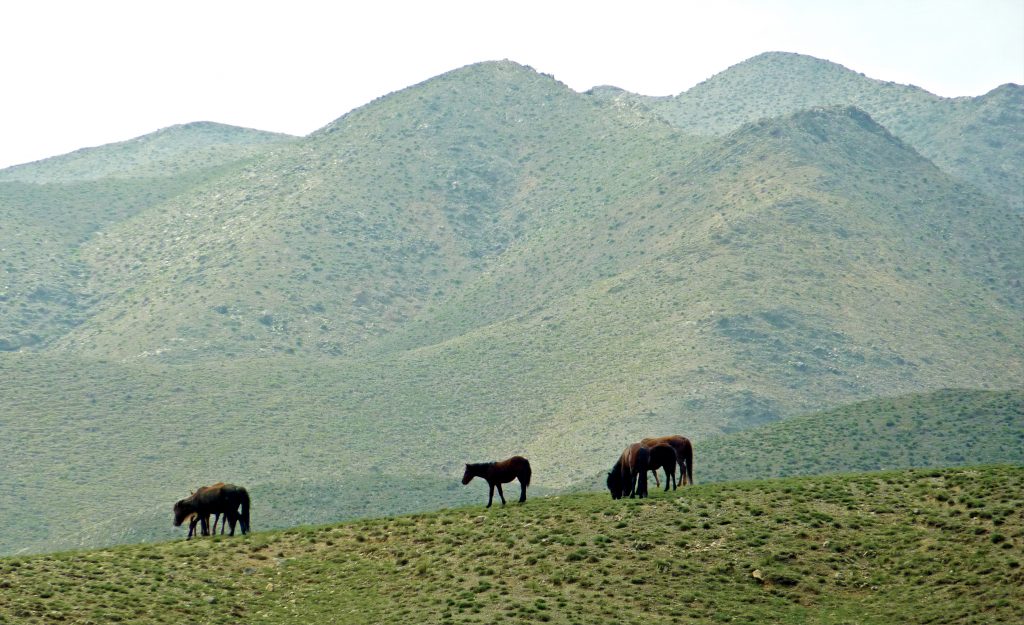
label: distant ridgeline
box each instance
[1,52,1021,555]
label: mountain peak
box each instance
[0,123,294,183]
[314,58,573,136]
[684,50,912,99]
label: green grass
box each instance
[1,466,1021,624]
[697,389,1024,483]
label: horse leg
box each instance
[487,483,494,508]
[496,483,506,506]
[518,479,527,503]
[652,469,661,489]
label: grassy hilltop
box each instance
[1,54,1021,555]
[1,466,1021,625]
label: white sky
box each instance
[1,0,1022,169]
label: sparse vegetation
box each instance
[1,466,1021,624]
[697,389,1024,483]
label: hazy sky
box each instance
[2,0,1021,169]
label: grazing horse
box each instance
[640,435,694,486]
[646,443,678,491]
[173,483,250,537]
[607,443,650,499]
[462,456,532,508]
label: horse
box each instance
[645,443,678,491]
[173,483,250,537]
[640,435,693,486]
[462,456,531,508]
[607,443,650,499]
[180,483,229,537]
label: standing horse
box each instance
[462,456,531,508]
[173,483,250,537]
[607,443,650,499]
[640,435,693,486]
[182,482,229,537]
[645,443,678,491]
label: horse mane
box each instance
[467,461,496,469]
[609,458,622,475]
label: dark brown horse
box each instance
[181,483,229,537]
[173,483,250,537]
[607,443,650,499]
[462,456,531,508]
[645,443,678,491]
[640,435,693,486]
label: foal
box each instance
[462,456,532,507]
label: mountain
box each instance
[0,56,1021,555]
[2,466,1022,625]
[591,51,1024,209]
[0,121,295,183]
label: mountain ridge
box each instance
[594,51,1024,209]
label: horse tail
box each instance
[684,443,694,486]
[520,459,532,488]
[240,488,251,534]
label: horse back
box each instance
[620,443,648,473]
[494,456,531,483]
[192,483,246,513]
[647,443,676,470]
[642,435,691,462]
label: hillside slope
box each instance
[1,466,1021,625]
[697,389,1024,483]
[0,123,295,349]
[53,61,690,361]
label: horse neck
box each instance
[468,462,494,476]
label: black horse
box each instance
[462,456,532,508]
[645,443,678,491]
[607,443,650,499]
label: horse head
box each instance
[606,469,622,500]
[172,498,193,527]
[461,464,474,485]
